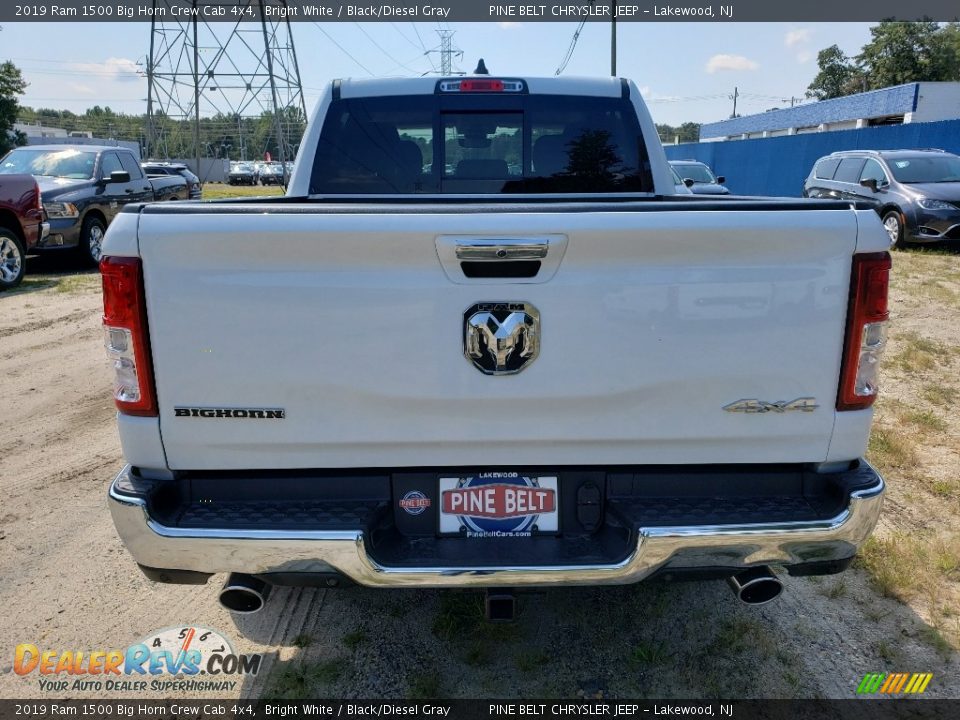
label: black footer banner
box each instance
[1,700,959,720]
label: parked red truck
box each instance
[0,174,48,291]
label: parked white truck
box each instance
[103,75,891,618]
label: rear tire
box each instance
[79,215,107,267]
[0,227,26,291]
[882,209,906,249]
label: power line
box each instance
[311,22,374,76]
[410,22,437,72]
[556,19,587,75]
[389,22,421,51]
[353,22,420,74]
[646,94,728,103]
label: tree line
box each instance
[807,21,960,100]
[2,61,305,161]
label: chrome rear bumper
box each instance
[108,464,884,588]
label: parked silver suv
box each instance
[803,149,960,247]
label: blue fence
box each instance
[663,119,960,197]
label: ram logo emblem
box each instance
[464,302,540,375]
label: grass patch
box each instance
[858,534,922,600]
[782,669,802,694]
[408,672,442,699]
[931,480,956,498]
[713,617,768,655]
[867,427,919,472]
[917,280,959,306]
[918,625,953,659]
[890,333,954,373]
[628,641,668,667]
[900,409,948,433]
[432,593,486,641]
[464,641,491,667]
[514,649,551,673]
[265,659,344,699]
[201,183,285,200]
[875,639,901,663]
[921,383,959,407]
[934,536,960,578]
[858,533,960,636]
[864,606,891,623]
[312,659,344,685]
[342,630,366,650]
[291,633,312,649]
[432,592,517,669]
[431,592,514,640]
[54,274,99,294]
[821,577,848,599]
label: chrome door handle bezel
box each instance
[455,242,549,261]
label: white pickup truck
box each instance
[103,75,890,619]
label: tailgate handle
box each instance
[455,242,549,261]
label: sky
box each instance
[3,21,876,128]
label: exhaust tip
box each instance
[485,590,516,622]
[727,567,783,606]
[219,574,271,614]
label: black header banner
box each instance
[3,0,960,23]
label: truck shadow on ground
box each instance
[901,241,960,255]
[25,251,94,275]
[231,571,959,699]
[3,250,99,297]
[4,252,98,298]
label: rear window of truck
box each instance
[309,94,654,195]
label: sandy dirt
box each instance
[0,253,957,701]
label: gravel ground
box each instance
[0,253,957,701]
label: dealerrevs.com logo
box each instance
[13,626,261,693]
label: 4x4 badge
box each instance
[464,302,540,375]
[723,398,819,414]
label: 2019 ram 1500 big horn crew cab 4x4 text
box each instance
[0,145,188,265]
[103,75,890,617]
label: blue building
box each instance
[700,82,960,142]
[663,82,960,197]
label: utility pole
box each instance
[237,116,244,161]
[610,0,617,76]
[730,86,738,118]
[192,2,200,178]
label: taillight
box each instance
[437,79,525,93]
[460,79,504,92]
[101,256,157,416]
[837,252,891,411]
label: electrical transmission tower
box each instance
[435,29,463,76]
[145,0,306,179]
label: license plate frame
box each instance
[437,474,560,538]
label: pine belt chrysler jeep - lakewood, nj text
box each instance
[102,74,890,618]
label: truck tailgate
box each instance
[137,205,857,470]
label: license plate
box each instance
[438,474,559,537]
